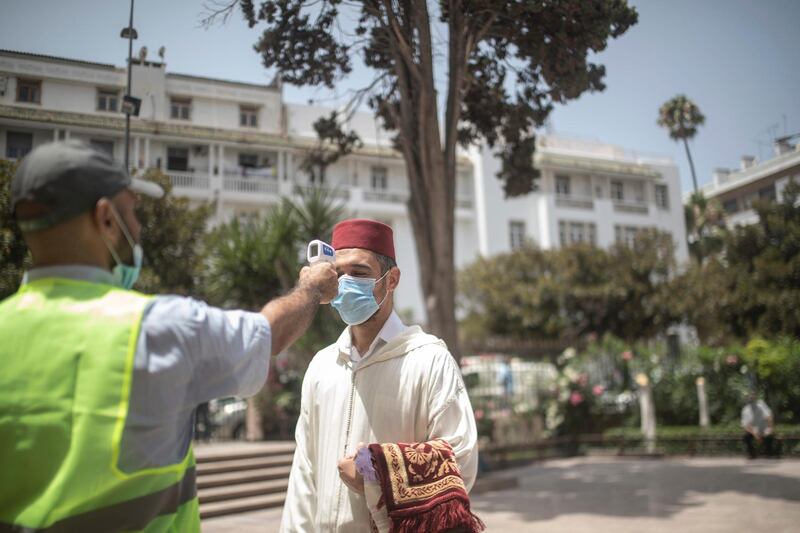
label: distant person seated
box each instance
[741,392,777,459]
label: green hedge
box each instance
[604,424,800,439]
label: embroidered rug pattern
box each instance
[368,439,484,533]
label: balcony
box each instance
[224,176,280,195]
[456,196,474,209]
[612,199,649,214]
[293,184,351,200]
[167,171,210,190]
[555,193,594,209]
[363,189,410,203]
[362,188,473,209]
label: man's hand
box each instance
[299,262,339,304]
[338,443,367,494]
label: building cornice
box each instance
[698,149,800,199]
[0,104,432,163]
[535,151,661,178]
[0,49,118,71]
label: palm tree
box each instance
[658,95,706,193]
[202,187,346,441]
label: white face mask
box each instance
[101,203,143,290]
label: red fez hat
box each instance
[332,219,395,260]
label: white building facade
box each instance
[473,136,688,262]
[693,140,800,228]
[0,49,687,322]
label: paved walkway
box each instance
[202,457,800,532]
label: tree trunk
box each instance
[385,0,461,360]
[683,138,699,193]
[246,395,264,441]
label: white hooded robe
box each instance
[280,325,479,532]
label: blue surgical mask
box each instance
[331,272,390,326]
[102,203,143,290]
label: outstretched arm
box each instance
[262,262,338,356]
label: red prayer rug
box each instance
[368,439,484,533]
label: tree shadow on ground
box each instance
[471,458,800,523]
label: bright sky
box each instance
[1,0,798,192]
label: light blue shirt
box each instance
[24,265,272,472]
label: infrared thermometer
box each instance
[307,240,335,264]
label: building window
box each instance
[560,220,597,246]
[6,131,33,159]
[615,225,641,247]
[16,78,41,104]
[238,153,259,168]
[170,98,191,121]
[632,181,645,203]
[371,166,388,190]
[555,174,571,196]
[722,198,739,213]
[611,180,624,201]
[167,147,189,171]
[240,106,258,128]
[758,184,776,201]
[90,139,114,157]
[722,199,738,213]
[655,184,669,209]
[97,89,120,112]
[509,221,526,250]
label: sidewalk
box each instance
[202,457,800,532]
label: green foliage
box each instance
[555,335,800,434]
[203,186,346,312]
[203,202,300,310]
[234,0,638,195]
[684,192,725,264]
[201,186,347,437]
[657,94,706,142]
[604,424,800,439]
[679,181,800,342]
[300,111,363,183]
[135,169,214,295]
[0,160,30,299]
[459,229,678,343]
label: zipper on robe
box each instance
[333,366,357,529]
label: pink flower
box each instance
[587,332,599,343]
[569,391,584,406]
[622,350,634,361]
[726,355,738,366]
[474,409,484,421]
[593,385,605,396]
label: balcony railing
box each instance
[363,188,474,209]
[555,193,594,209]
[168,171,209,190]
[363,189,410,203]
[612,200,649,214]
[224,176,280,195]
[456,196,474,209]
[293,184,351,200]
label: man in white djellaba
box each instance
[280,218,479,532]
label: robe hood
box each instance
[336,325,447,371]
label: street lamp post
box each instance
[121,0,136,172]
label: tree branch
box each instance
[199,0,240,28]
